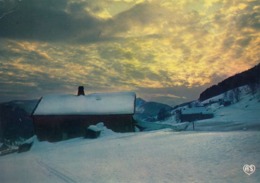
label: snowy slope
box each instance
[0,129,259,183]
[133,85,260,132]
[186,86,260,131]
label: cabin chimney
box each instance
[77,86,85,96]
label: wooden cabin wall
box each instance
[180,113,214,122]
[33,115,135,141]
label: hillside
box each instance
[187,86,260,131]
[134,98,173,122]
[134,84,260,132]
[199,63,260,101]
[0,100,36,142]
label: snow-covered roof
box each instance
[33,92,136,115]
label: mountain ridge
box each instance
[199,63,260,101]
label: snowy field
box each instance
[0,129,259,183]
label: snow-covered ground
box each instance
[1,86,259,183]
[0,129,259,183]
[186,88,260,131]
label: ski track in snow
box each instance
[37,160,78,183]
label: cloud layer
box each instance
[0,0,259,105]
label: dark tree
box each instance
[157,107,171,121]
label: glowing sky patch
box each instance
[0,0,259,105]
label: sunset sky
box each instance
[0,0,259,106]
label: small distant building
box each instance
[32,87,136,142]
[218,99,232,106]
[178,107,213,122]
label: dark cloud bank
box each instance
[0,0,104,42]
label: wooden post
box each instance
[192,121,195,130]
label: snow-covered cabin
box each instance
[32,88,136,141]
[178,107,213,122]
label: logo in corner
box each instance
[243,164,256,175]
